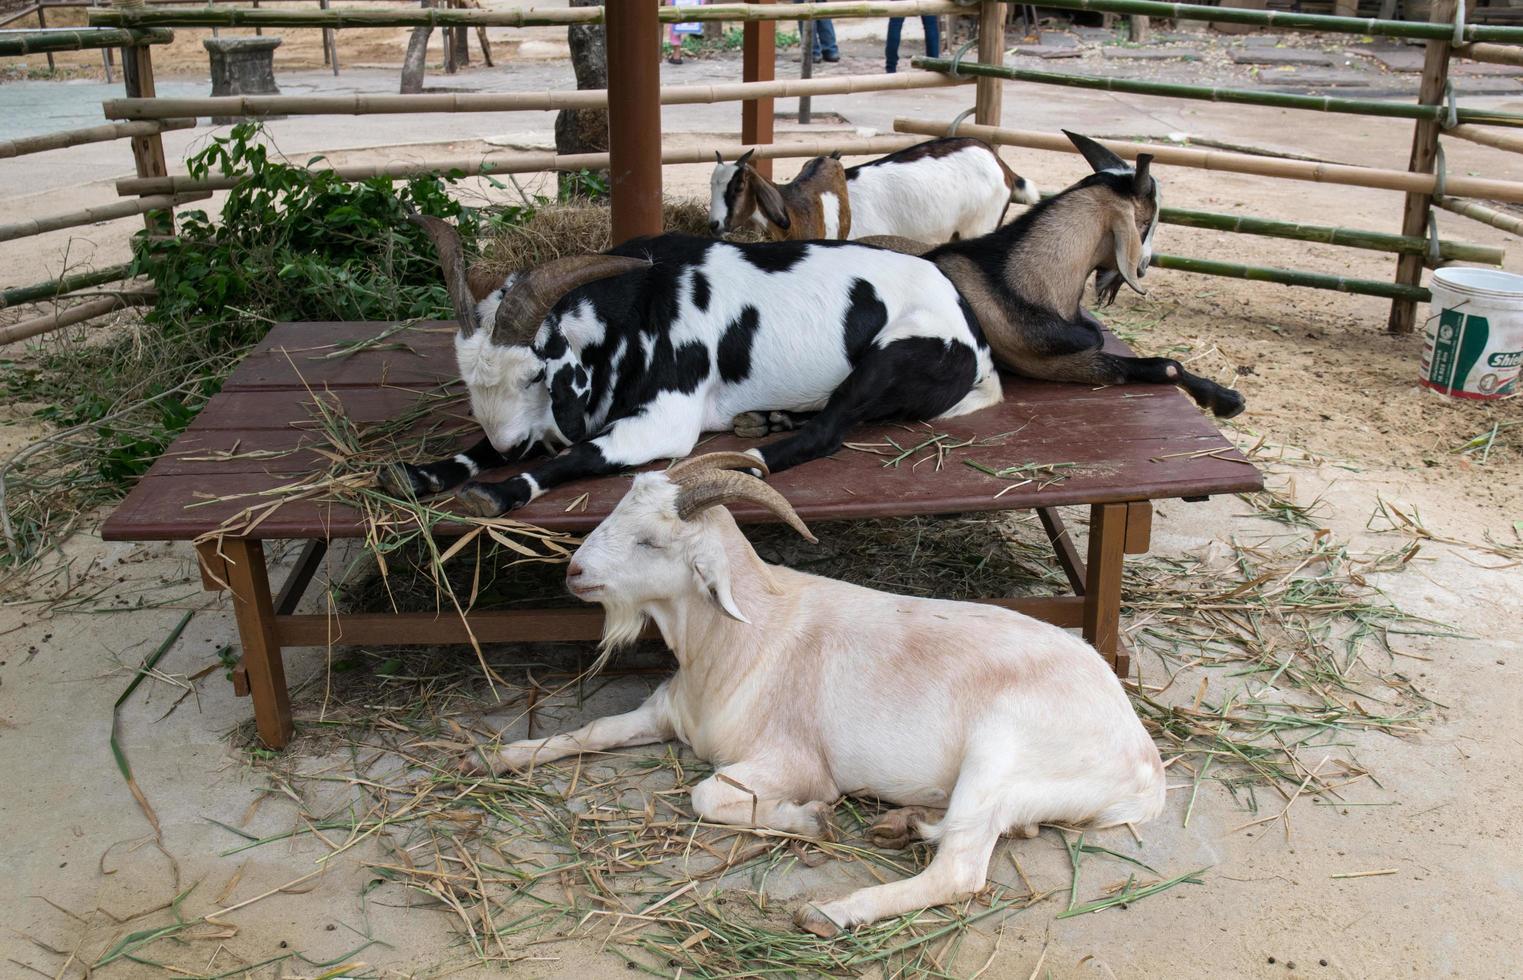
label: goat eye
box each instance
[636,538,661,550]
[525,369,545,387]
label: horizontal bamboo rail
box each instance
[1435,196,1523,235]
[0,264,134,309]
[102,70,967,120]
[1159,205,1503,263]
[0,118,194,159]
[0,193,211,243]
[1444,123,1523,154]
[0,290,155,346]
[90,0,962,29]
[1027,0,1523,42]
[0,26,172,54]
[912,56,1523,130]
[1151,254,1430,301]
[114,134,923,196]
[1452,42,1523,66]
[894,117,1523,204]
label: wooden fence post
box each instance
[1388,0,1456,334]
[121,39,173,235]
[606,0,662,243]
[975,1,1005,127]
[742,0,776,179]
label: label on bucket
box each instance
[1420,308,1522,400]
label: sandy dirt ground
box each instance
[2,20,1522,980]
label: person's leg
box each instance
[923,15,941,58]
[818,18,838,59]
[886,16,904,72]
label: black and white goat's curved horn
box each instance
[407,208,482,336]
[675,467,816,543]
[666,451,770,481]
[492,254,650,347]
[1063,130,1128,174]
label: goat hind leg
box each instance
[1031,347,1244,419]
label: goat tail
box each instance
[987,145,1040,228]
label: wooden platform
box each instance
[103,321,1264,748]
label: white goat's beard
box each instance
[589,598,647,675]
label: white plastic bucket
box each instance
[1421,267,1523,400]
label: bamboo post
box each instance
[0,192,209,243]
[606,0,662,243]
[1151,254,1430,301]
[0,291,155,347]
[909,56,1523,129]
[252,0,261,35]
[120,27,173,236]
[1435,195,1523,235]
[974,1,1004,127]
[37,4,56,72]
[101,70,968,120]
[1453,42,1523,67]
[0,118,195,158]
[892,117,1523,202]
[1,264,135,309]
[742,0,776,179]
[800,19,814,125]
[1129,14,1149,41]
[1388,0,1455,335]
[113,134,926,195]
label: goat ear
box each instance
[1109,201,1148,297]
[692,553,750,625]
[830,149,842,160]
[1064,130,1127,174]
[752,178,791,231]
[737,148,756,167]
[1133,154,1153,195]
[549,365,589,443]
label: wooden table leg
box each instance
[1037,506,1086,595]
[222,537,294,748]
[1083,502,1129,676]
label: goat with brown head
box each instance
[708,149,851,241]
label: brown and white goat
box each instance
[707,149,852,240]
[462,453,1167,937]
[874,131,1245,418]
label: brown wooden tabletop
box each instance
[102,320,1263,542]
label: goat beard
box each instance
[588,598,648,676]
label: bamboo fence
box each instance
[1443,123,1523,154]
[0,193,210,243]
[0,290,155,346]
[1453,42,1523,66]
[1150,254,1431,301]
[89,0,964,29]
[1435,196,1523,235]
[1,265,135,309]
[100,71,968,120]
[112,136,925,196]
[894,118,1523,204]
[912,56,1523,129]
[0,26,172,55]
[0,119,194,159]
[1021,0,1523,42]
[1158,206,1501,263]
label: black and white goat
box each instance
[707,149,852,241]
[381,218,1000,515]
[709,137,1040,243]
[876,132,1245,418]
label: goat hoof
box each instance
[794,904,844,939]
[732,411,770,440]
[454,482,505,517]
[868,806,932,850]
[804,801,838,842]
[767,411,799,432]
[1212,389,1247,419]
[378,462,424,498]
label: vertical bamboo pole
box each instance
[975,1,1005,127]
[742,0,776,179]
[252,0,261,36]
[121,35,173,235]
[799,20,814,124]
[606,0,662,243]
[1388,0,1455,334]
[37,5,55,72]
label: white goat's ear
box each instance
[1110,200,1147,297]
[692,554,750,625]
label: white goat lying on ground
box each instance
[464,453,1166,937]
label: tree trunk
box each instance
[556,0,610,198]
[400,25,432,93]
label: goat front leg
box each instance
[463,684,675,775]
[454,398,704,516]
[379,435,522,498]
[690,762,838,840]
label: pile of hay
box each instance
[475,198,762,279]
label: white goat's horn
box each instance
[407,209,481,335]
[666,451,770,481]
[675,470,817,544]
[492,253,650,347]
